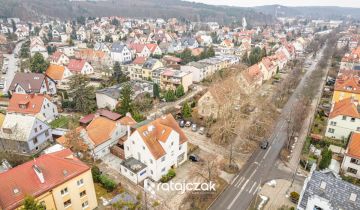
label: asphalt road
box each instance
[2,40,25,93]
[209,47,326,210]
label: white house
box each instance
[122,114,188,183]
[111,42,132,63]
[7,93,58,122]
[325,98,360,140]
[9,73,57,95]
[342,132,360,179]
[0,113,52,155]
[67,59,94,75]
[50,51,69,65]
[181,62,209,83]
[128,44,151,58]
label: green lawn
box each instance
[49,116,71,129]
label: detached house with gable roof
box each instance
[50,51,69,66]
[9,72,57,95]
[67,59,94,75]
[0,113,52,155]
[342,132,360,179]
[121,114,188,183]
[7,93,58,122]
[325,98,360,140]
[111,42,132,63]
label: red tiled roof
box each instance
[50,51,63,62]
[67,59,86,73]
[129,43,147,53]
[0,149,89,210]
[7,93,50,115]
[132,57,147,65]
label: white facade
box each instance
[341,155,360,179]
[325,115,360,140]
[111,46,132,63]
[37,97,59,122]
[95,93,118,110]
[123,124,187,182]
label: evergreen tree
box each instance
[30,52,49,73]
[319,148,332,170]
[164,89,176,102]
[117,83,133,115]
[175,85,185,98]
[182,102,192,118]
[69,75,96,114]
[113,62,124,83]
[153,83,160,99]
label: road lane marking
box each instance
[262,146,272,159]
[231,174,240,185]
[234,176,245,188]
[248,182,257,194]
[227,168,258,209]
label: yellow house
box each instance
[0,149,98,210]
[332,71,360,103]
[141,58,164,80]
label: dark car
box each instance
[260,141,269,149]
[189,154,200,162]
[179,120,185,128]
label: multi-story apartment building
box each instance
[0,149,98,210]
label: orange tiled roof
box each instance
[136,114,187,160]
[85,116,117,146]
[334,71,360,94]
[347,132,360,159]
[0,149,89,210]
[7,93,50,115]
[329,98,360,119]
[45,64,65,81]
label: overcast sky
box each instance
[184,0,360,8]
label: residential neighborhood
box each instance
[1,1,360,210]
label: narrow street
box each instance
[2,40,25,93]
[209,45,327,210]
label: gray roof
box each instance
[142,58,159,69]
[111,42,126,53]
[299,170,360,210]
[96,80,154,100]
[181,37,197,46]
[121,157,147,173]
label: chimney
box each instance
[32,165,45,184]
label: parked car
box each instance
[260,140,269,149]
[191,124,197,132]
[179,120,185,128]
[185,121,192,127]
[189,154,200,162]
[199,127,205,135]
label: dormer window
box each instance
[19,104,27,109]
[350,193,357,202]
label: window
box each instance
[357,127,360,132]
[77,179,84,186]
[161,167,165,172]
[328,128,335,133]
[161,156,165,162]
[171,141,174,146]
[342,116,347,120]
[33,138,38,145]
[347,167,358,174]
[63,199,71,208]
[34,128,38,133]
[179,145,182,150]
[150,159,153,164]
[150,170,153,174]
[143,146,145,150]
[82,201,88,209]
[351,158,360,165]
[351,118,356,122]
[330,121,336,126]
[127,146,129,151]
[45,131,49,137]
[80,190,86,197]
[61,187,68,196]
[39,125,42,130]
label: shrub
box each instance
[290,191,300,204]
[99,175,117,192]
[160,169,176,183]
[91,166,101,183]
